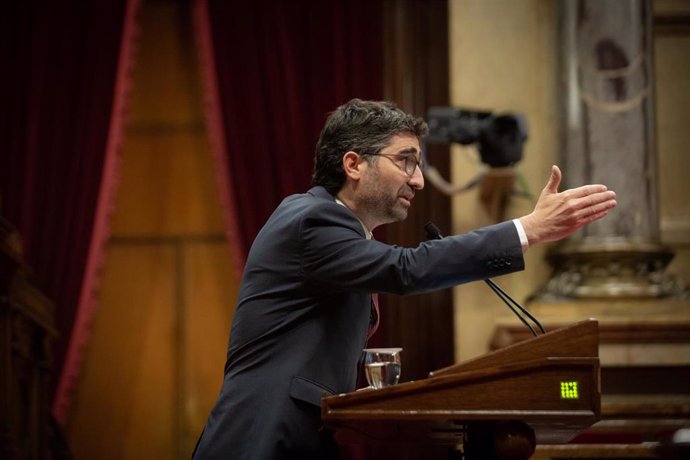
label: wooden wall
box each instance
[65,2,239,458]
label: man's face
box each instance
[358,134,424,227]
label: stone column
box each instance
[538,0,685,300]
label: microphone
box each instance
[424,221,443,240]
[424,221,545,336]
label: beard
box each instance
[358,169,413,225]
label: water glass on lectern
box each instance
[363,348,402,389]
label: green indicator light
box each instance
[560,381,579,399]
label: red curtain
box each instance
[0,0,138,423]
[195,0,384,263]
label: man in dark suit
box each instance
[192,99,617,459]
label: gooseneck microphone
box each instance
[424,221,545,336]
[423,221,444,241]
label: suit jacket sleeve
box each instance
[298,200,524,295]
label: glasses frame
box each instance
[361,152,423,176]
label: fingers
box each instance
[543,165,562,194]
[576,208,612,228]
[585,209,611,223]
[570,190,617,212]
[566,183,610,199]
[569,194,617,228]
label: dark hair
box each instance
[312,99,428,195]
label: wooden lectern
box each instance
[322,319,601,459]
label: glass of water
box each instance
[363,348,402,389]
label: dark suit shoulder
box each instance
[277,187,365,238]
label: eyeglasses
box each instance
[362,152,423,176]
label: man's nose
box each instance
[408,164,424,190]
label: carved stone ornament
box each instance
[534,239,688,300]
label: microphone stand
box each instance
[424,221,545,336]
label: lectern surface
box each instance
[322,320,601,445]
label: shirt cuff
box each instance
[512,218,530,253]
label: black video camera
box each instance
[426,107,528,168]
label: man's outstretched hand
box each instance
[519,165,617,247]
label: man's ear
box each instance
[342,151,364,180]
